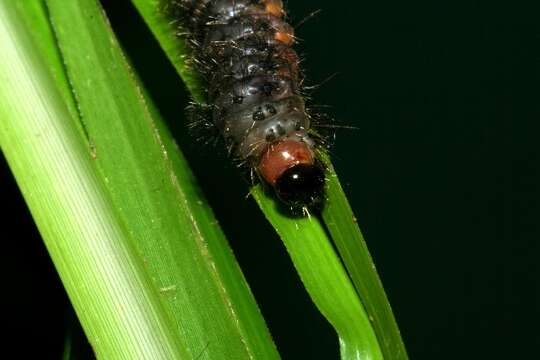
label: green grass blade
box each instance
[11,1,79,123]
[0,3,187,358]
[321,155,408,359]
[131,0,205,103]
[128,1,407,359]
[3,0,279,358]
[43,0,279,358]
[253,188,383,360]
[130,0,205,102]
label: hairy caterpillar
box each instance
[172,0,326,207]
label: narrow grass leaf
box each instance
[321,155,408,359]
[253,188,383,360]
[131,0,205,102]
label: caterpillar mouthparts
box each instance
[174,0,327,207]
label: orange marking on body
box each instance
[265,1,284,17]
[274,31,294,45]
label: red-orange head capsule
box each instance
[258,140,325,205]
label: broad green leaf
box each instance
[45,0,278,358]
[0,3,186,358]
[2,0,278,358]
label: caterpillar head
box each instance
[258,139,325,206]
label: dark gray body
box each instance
[178,0,314,163]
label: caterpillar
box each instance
[172,0,326,207]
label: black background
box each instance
[1,0,538,358]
